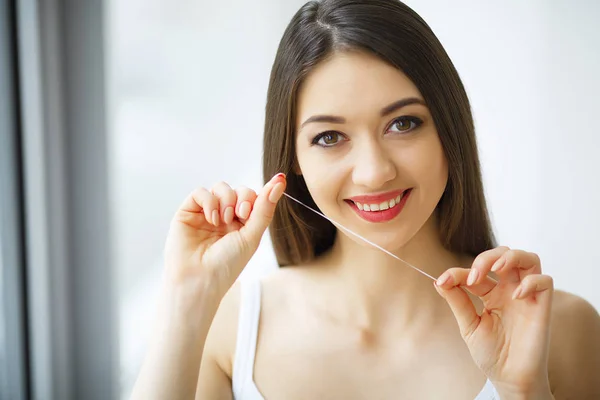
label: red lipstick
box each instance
[345,189,411,223]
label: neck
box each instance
[318,214,471,335]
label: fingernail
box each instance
[268,182,285,204]
[512,286,522,300]
[223,206,234,224]
[433,281,447,297]
[238,201,251,219]
[436,273,450,286]
[491,258,505,272]
[467,269,479,286]
[212,210,220,226]
[273,172,286,181]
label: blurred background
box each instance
[1,0,599,399]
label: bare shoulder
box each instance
[548,290,600,398]
[260,263,326,310]
[202,265,316,375]
[261,264,317,293]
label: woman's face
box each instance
[294,50,448,250]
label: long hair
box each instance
[263,0,496,266]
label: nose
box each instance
[351,138,396,190]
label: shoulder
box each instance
[203,266,314,376]
[548,290,600,398]
[261,264,317,297]
[260,263,329,313]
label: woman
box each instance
[131,0,600,399]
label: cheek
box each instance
[301,163,337,202]
[399,135,448,191]
[417,137,448,195]
[296,150,346,209]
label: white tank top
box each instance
[232,280,500,399]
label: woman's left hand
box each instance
[435,246,555,399]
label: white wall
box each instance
[408,0,600,308]
[107,1,600,397]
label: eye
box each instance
[312,131,345,147]
[387,116,423,134]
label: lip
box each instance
[345,189,412,223]
[346,189,407,204]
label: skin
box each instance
[131,51,600,400]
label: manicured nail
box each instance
[212,210,220,226]
[238,201,251,219]
[274,172,286,180]
[268,182,285,203]
[436,273,450,286]
[491,258,505,272]
[223,206,234,224]
[467,269,479,286]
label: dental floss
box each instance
[282,192,437,281]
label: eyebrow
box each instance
[299,97,427,129]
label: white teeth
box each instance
[353,191,407,212]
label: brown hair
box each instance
[263,0,496,266]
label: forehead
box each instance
[296,51,423,122]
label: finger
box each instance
[497,249,542,280]
[468,246,510,285]
[437,267,497,297]
[435,283,481,339]
[211,182,237,225]
[234,186,257,223]
[239,173,286,248]
[178,187,219,226]
[512,274,554,301]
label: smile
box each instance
[345,189,411,223]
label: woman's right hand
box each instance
[131,174,286,400]
[163,173,286,299]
